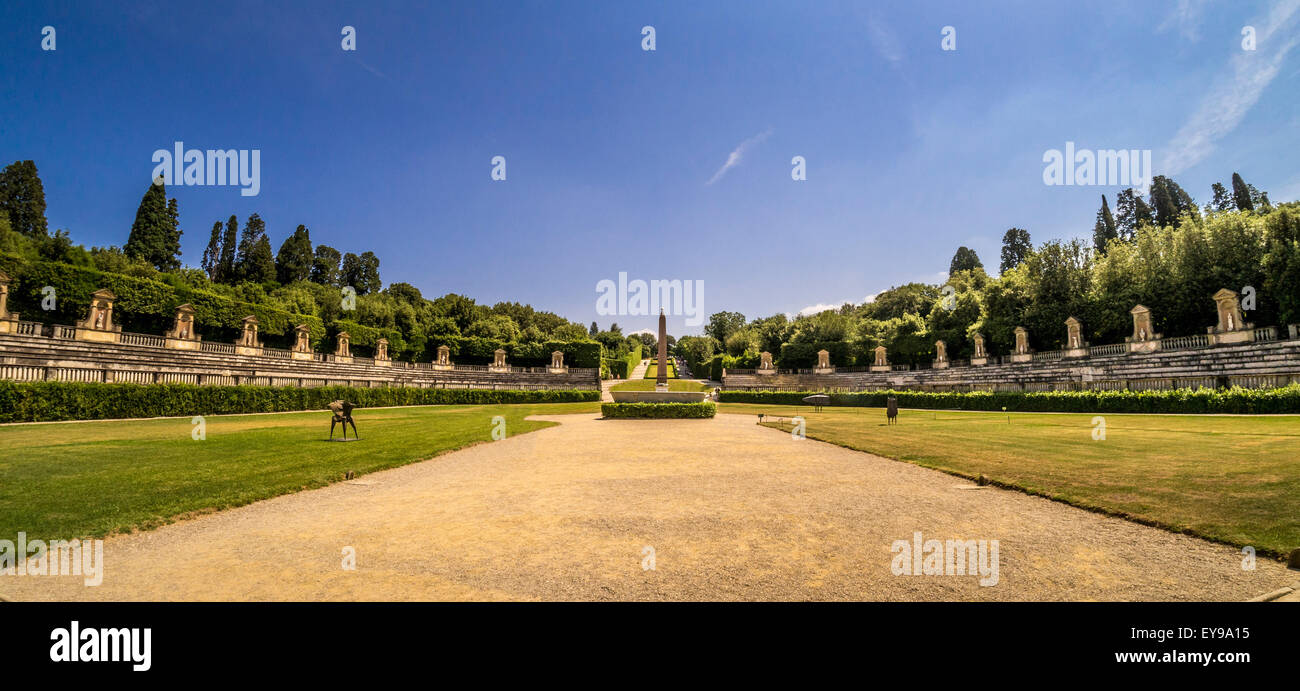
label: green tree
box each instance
[999,227,1032,274]
[1149,176,1198,229]
[201,221,224,280]
[948,246,983,274]
[275,224,313,284]
[340,250,381,294]
[1210,182,1232,212]
[704,311,746,344]
[1231,172,1254,212]
[234,213,274,283]
[218,215,239,283]
[124,176,182,271]
[0,160,49,238]
[310,244,342,285]
[1092,194,1118,254]
[1115,188,1154,239]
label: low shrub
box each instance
[717,386,1300,414]
[601,402,716,419]
[0,380,600,423]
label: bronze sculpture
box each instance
[329,400,359,440]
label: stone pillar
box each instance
[870,345,890,372]
[656,308,668,391]
[814,349,834,374]
[1063,317,1089,358]
[164,303,202,350]
[971,333,988,366]
[1010,327,1033,363]
[234,316,262,356]
[489,348,509,373]
[932,340,949,369]
[334,332,353,363]
[756,350,775,375]
[1207,288,1254,344]
[433,345,453,370]
[373,338,391,366]
[1126,305,1162,353]
[0,270,20,333]
[291,324,314,360]
[548,350,567,374]
[74,289,122,343]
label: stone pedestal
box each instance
[1127,339,1161,354]
[1010,353,1032,363]
[970,357,988,366]
[75,288,122,344]
[488,348,509,373]
[164,303,201,351]
[1010,327,1032,363]
[373,338,391,366]
[813,349,834,374]
[548,350,567,374]
[0,271,20,333]
[932,360,949,369]
[235,315,261,356]
[1207,288,1254,345]
[870,345,889,372]
[433,345,454,370]
[756,351,776,375]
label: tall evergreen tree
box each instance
[218,215,239,283]
[1210,182,1232,212]
[339,251,381,294]
[589,321,599,337]
[1092,194,1118,254]
[0,160,49,238]
[124,176,183,270]
[275,224,313,284]
[999,227,1032,274]
[234,213,274,283]
[310,244,342,285]
[201,221,223,280]
[1231,172,1254,211]
[948,246,983,274]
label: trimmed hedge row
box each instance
[601,402,716,419]
[718,386,1300,415]
[603,344,643,379]
[0,381,600,423]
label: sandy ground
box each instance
[3,413,1295,602]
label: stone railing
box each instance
[120,332,165,348]
[262,347,292,359]
[1255,326,1278,342]
[200,342,237,355]
[52,325,77,340]
[1032,350,1064,361]
[1088,343,1127,357]
[1162,334,1210,351]
[16,321,41,336]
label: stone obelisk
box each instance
[656,308,668,392]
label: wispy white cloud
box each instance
[867,14,903,64]
[1162,0,1300,175]
[705,128,773,185]
[1157,0,1209,41]
[794,294,876,318]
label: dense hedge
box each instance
[603,344,642,379]
[0,381,599,423]
[601,402,716,419]
[718,386,1300,414]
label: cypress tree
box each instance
[124,176,182,270]
[999,228,1032,274]
[201,221,223,280]
[218,215,239,283]
[1092,194,1118,254]
[0,160,49,238]
[1231,172,1254,211]
[275,224,313,284]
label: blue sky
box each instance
[3,1,1298,335]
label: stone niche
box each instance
[971,332,988,366]
[373,338,391,366]
[164,303,202,350]
[291,324,314,360]
[433,345,454,370]
[814,349,835,374]
[1207,288,1254,345]
[932,340,949,369]
[234,315,262,356]
[334,331,352,364]
[1063,317,1089,358]
[489,348,509,373]
[548,350,567,374]
[1010,326,1033,363]
[755,351,776,375]
[0,270,20,333]
[75,288,122,343]
[870,345,890,372]
[1126,304,1162,353]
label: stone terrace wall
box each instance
[0,333,600,391]
[722,338,1300,392]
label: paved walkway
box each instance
[4,413,1294,601]
[601,358,649,401]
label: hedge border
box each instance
[601,402,716,419]
[0,380,599,423]
[717,386,1300,415]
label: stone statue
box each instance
[328,400,359,440]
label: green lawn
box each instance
[610,379,708,392]
[0,402,600,539]
[718,402,1300,556]
[643,360,677,379]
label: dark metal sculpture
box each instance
[886,396,898,425]
[329,400,359,439]
[802,394,829,412]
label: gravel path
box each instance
[4,413,1293,601]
